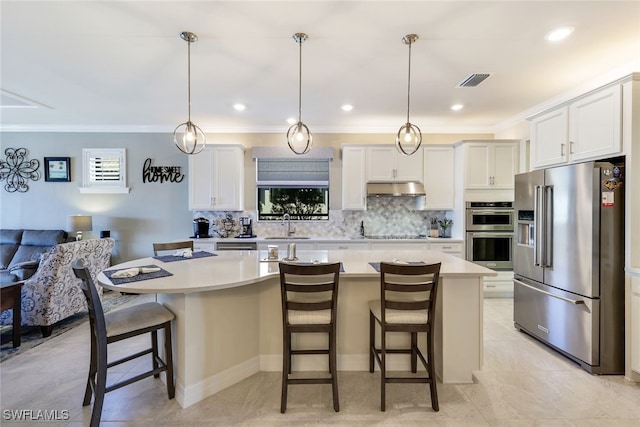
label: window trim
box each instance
[79,148,130,194]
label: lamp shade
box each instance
[67,215,93,232]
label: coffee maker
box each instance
[192,217,211,238]
[238,217,255,238]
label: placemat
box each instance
[103,264,173,285]
[153,251,218,263]
[368,261,425,272]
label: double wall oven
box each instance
[465,202,514,270]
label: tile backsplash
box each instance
[195,196,452,238]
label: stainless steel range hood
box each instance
[367,181,426,197]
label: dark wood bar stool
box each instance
[72,260,175,427]
[369,261,441,411]
[153,240,194,256]
[278,261,341,413]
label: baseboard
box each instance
[177,356,260,408]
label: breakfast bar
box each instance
[98,249,496,408]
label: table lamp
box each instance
[67,215,93,241]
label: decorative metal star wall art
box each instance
[0,147,41,192]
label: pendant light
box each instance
[286,33,313,155]
[173,31,206,155]
[396,34,422,156]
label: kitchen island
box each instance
[98,249,495,408]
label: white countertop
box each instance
[192,236,463,243]
[99,248,493,294]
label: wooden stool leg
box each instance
[380,328,386,412]
[164,323,175,399]
[151,330,159,378]
[330,328,339,412]
[411,332,418,373]
[280,329,290,413]
[369,311,375,373]
[427,330,439,412]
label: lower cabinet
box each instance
[483,271,514,298]
[193,242,216,253]
[430,242,463,259]
[632,276,640,374]
[369,242,430,251]
[257,242,316,252]
[316,242,369,250]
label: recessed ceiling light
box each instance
[545,27,574,42]
[341,104,353,112]
[233,103,246,111]
[450,104,464,111]
[286,117,297,125]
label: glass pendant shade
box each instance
[174,120,206,155]
[396,121,422,155]
[286,33,312,155]
[173,31,205,155]
[395,33,422,156]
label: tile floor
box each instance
[1,296,639,426]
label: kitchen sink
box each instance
[264,236,310,239]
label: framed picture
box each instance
[44,157,71,182]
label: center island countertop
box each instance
[98,248,492,294]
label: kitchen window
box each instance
[256,158,329,221]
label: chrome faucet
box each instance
[282,213,294,236]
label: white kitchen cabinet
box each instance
[430,242,463,259]
[632,276,640,374]
[483,270,514,298]
[369,241,429,251]
[569,84,622,162]
[530,84,622,169]
[366,146,423,182]
[463,141,519,190]
[257,242,315,252]
[188,145,244,211]
[530,107,569,168]
[422,146,455,209]
[317,242,369,250]
[341,146,367,210]
[192,241,216,253]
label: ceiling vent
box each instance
[456,73,491,88]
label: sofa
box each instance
[0,230,115,337]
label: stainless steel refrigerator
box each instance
[513,160,625,374]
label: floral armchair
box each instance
[0,238,115,337]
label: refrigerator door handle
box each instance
[543,185,553,268]
[514,279,586,305]
[534,185,542,266]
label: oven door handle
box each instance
[466,232,513,238]
[468,209,513,215]
[513,279,585,305]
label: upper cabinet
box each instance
[462,141,519,190]
[366,146,423,182]
[421,146,455,210]
[530,84,622,169]
[341,146,367,210]
[189,145,245,211]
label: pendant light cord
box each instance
[297,38,302,123]
[187,38,192,122]
[406,38,412,124]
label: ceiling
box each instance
[1,0,639,134]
